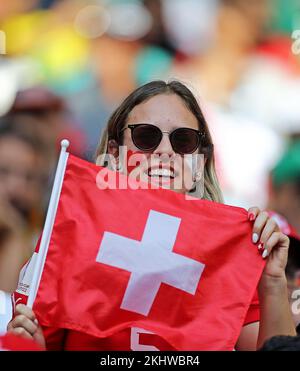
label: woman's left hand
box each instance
[248,207,289,291]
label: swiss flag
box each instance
[15,155,265,350]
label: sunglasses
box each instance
[121,123,205,155]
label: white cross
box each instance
[96,210,205,316]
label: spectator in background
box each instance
[0,201,28,293]
[0,199,30,334]
[0,119,46,243]
[10,87,86,159]
[267,141,300,332]
[172,0,272,105]
[0,86,86,240]
[268,140,300,236]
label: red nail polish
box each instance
[248,213,255,221]
[258,242,264,250]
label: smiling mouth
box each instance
[147,168,175,179]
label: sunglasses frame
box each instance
[121,123,205,155]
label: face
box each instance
[0,136,42,221]
[111,94,205,194]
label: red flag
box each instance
[16,155,265,350]
[0,333,43,351]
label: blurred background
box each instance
[0,0,300,331]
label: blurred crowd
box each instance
[0,0,300,341]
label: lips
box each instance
[148,168,175,178]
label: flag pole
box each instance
[27,140,70,308]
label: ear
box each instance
[191,154,208,183]
[107,139,121,171]
[107,139,119,159]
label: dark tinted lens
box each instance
[131,124,162,151]
[170,128,200,154]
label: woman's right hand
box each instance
[7,304,46,349]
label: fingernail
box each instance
[258,242,264,250]
[34,319,39,326]
[248,213,255,221]
[252,233,259,244]
[262,249,268,259]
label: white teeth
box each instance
[148,168,174,178]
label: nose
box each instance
[153,132,175,157]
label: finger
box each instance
[247,207,260,222]
[11,314,38,335]
[252,211,269,244]
[15,304,36,321]
[262,232,289,260]
[258,218,280,251]
[11,327,34,340]
[33,327,46,349]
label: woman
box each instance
[8,80,296,350]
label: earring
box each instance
[189,171,204,198]
[192,171,202,183]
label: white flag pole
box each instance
[27,140,70,308]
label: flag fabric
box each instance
[14,154,265,350]
[0,333,43,351]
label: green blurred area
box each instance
[272,139,300,187]
[270,0,300,33]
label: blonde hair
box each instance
[95,80,224,203]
